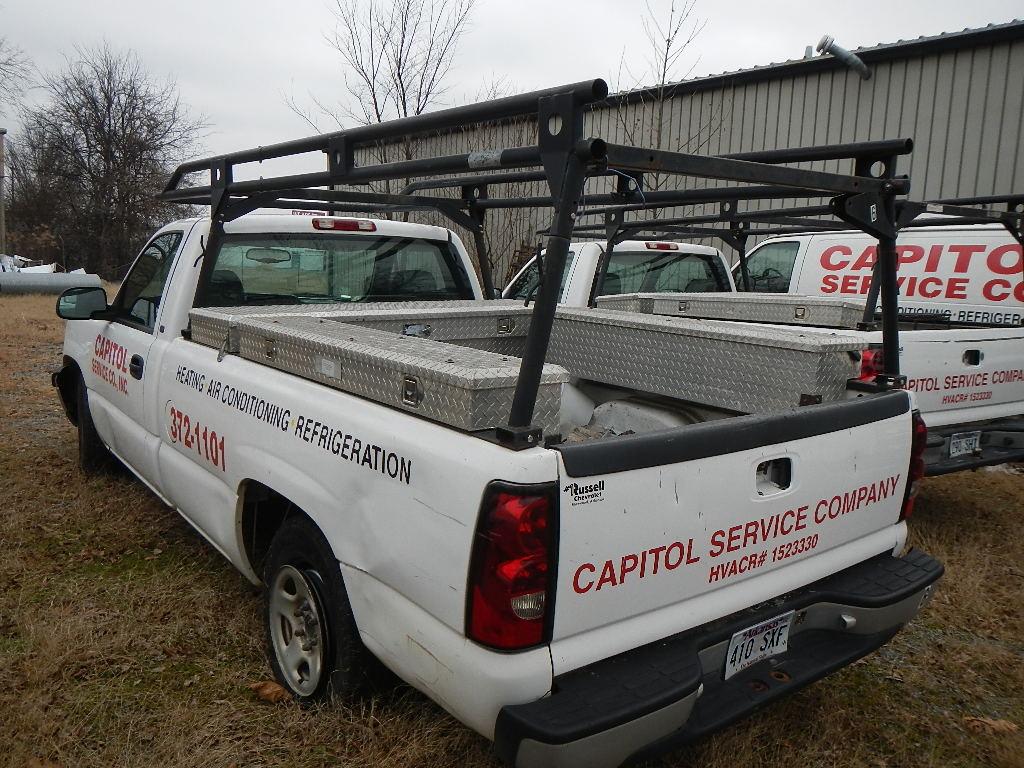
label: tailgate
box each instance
[550,391,912,667]
[902,327,1024,426]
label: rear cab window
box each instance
[201,233,474,306]
[598,249,728,296]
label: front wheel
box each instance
[263,516,374,702]
[77,374,115,475]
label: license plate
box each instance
[724,611,794,680]
[949,431,982,459]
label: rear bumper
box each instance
[493,549,943,768]
[923,418,1024,475]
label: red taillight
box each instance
[901,411,928,520]
[311,217,377,231]
[467,483,557,650]
[859,346,884,382]
[645,241,679,250]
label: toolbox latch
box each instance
[402,375,423,406]
[217,322,240,362]
[402,323,433,338]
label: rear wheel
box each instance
[263,516,374,702]
[77,375,115,475]
[267,564,330,697]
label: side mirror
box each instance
[56,286,109,320]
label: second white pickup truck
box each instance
[738,225,1024,474]
[509,232,1024,474]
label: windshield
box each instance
[600,250,727,295]
[204,233,474,306]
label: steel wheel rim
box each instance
[268,564,326,697]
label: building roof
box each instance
[609,18,1024,105]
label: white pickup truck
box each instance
[738,225,1024,474]
[54,212,941,768]
[508,232,1024,474]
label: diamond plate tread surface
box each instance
[549,308,861,413]
[189,307,563,432]
[192,298,533,321]
[190,298,864,426]
[556,307,865,353]
[593,294,655,314]
[597,292,867,329]
[191,301,535,355]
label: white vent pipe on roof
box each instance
[817,35,872,80]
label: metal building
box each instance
[365,20,1024,284]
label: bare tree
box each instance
[612,1,727,198]
[0,36,31,114]
[286,0,478,254]
[290,0,475,131]
[8,45,204,275]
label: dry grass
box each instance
[1,292,1022,768]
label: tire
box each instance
[263,515,376,702]
[77,374,115,475]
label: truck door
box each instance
[86,230,184,490]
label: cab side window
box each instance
[505,260,541,299]
[739,242,799,293]
[504,253,575,300]
[114,231,183,330]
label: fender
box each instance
[52,357,81,425]
[231,443,364,574]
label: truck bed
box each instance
[188,299,865,429]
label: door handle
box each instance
[756,457,792,495]
[129,354,145,380]
[963,349,983,366]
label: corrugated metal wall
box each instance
[358,33,1024,285]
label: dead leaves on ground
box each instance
[248,680,291,704]
[963,715,1019,734]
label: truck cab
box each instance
[54,213,481,522]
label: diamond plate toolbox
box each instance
[549,308,864,414]
[189,302,564,432]
[596,292,868,329]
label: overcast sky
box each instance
[4,0,1022,174]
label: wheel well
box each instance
[55,357,81,426]
[239,481,305,581]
